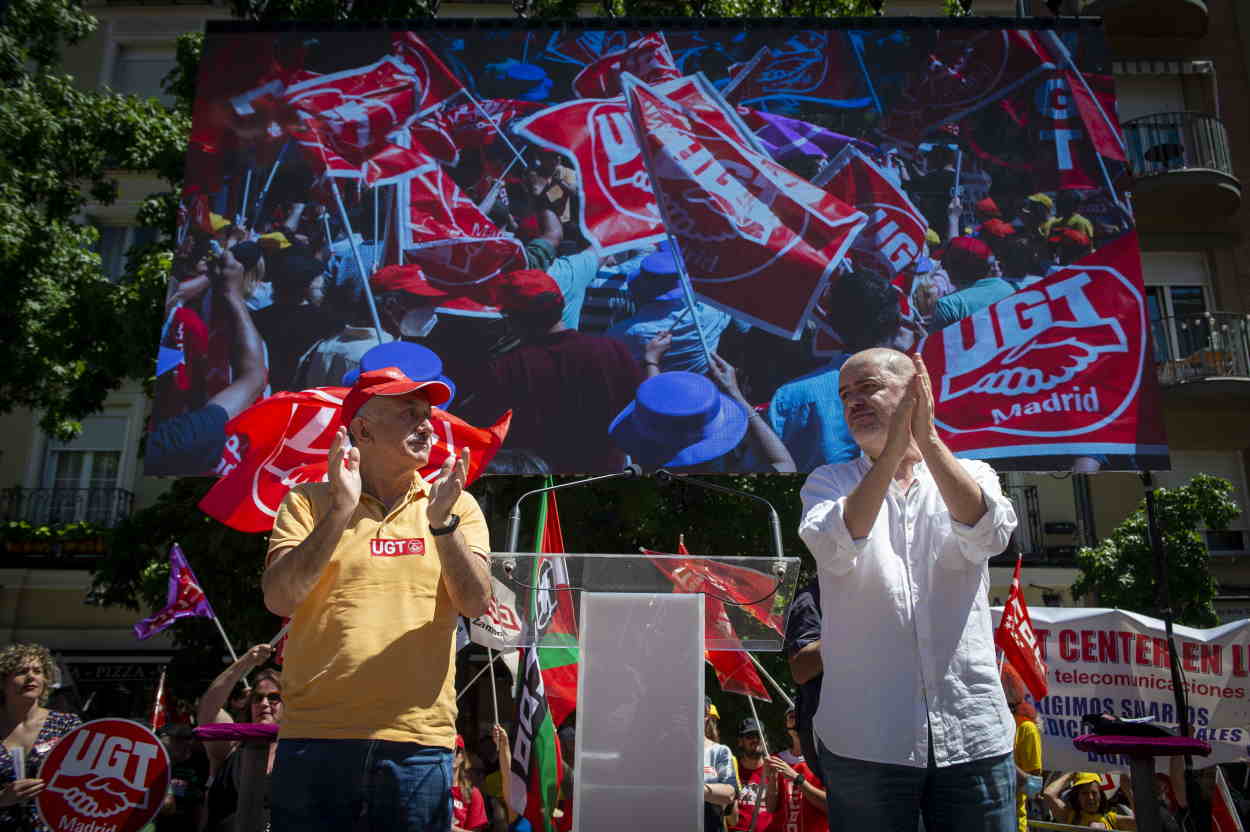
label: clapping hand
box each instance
[428,447,470,527]
[328,427,362,515]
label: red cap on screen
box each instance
[371,265,448,299]
[339,367,451,429]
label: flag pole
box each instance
[487,646,501,726]
[238,168,253,228]
[372,186,380,274]
[745,653,794,710]
[456,651,501,702]
[721,46,768,102]
[467,94,529,170]
[622,75,714,371]
[268,620,292,647]
[329,178,386,343]
[745,693,770,760]
[210,614,241,665]
[251,140,291,229]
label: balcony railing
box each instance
[1,487,135,529]
[1123,112,1236,181]
[1154,312,1250,387]
[1004,484,1042,557]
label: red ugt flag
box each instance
[815,145,928,281]
[397,159,525,287]
[391,32,468,118]
[516,73,760,256]
[198,386,510,533]
[626,77,867,339]
[644,540,770,701]
[134,544,216,640]
[993,554,1048,700]
[572,32,681,99]
[150,667,169,733]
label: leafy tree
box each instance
[1072,474,1240,628]
[0,0,187,440]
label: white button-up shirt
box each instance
[798,455,1018,768]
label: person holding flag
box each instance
[262,366,492,832]
[798,348,1018,832]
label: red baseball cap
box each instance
[974,197,1001,219]
[492,269,563,314]
[979,219,1016,239]
[944,236,993,262]
[371,265,448,299]
[339,367,452,429]
[1048,227,1092,249]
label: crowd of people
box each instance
[152,81,1135,479]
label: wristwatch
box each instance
[430,513,460,536]
[791,772,806,787]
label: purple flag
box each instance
[739,108,880,163]
[134,544,216,640]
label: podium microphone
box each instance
[653,469,787,574]
[503,464,644,567]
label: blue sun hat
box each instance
[341,341,456,406]
[608,372,749,468]
[629,250,683,304]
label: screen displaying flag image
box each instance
[151,20,1166,479]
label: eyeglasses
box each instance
[253,693,282,705]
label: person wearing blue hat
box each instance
[606,249,743,375]
[608,365,794,473]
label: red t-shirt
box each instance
[451,785,488,831]
[768,762,827,832]
[729,764,774,832]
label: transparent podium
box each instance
[490,553,801,830]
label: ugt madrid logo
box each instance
[37,719,171,832]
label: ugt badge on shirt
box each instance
[37,718,171,832]
[370,538,427,557]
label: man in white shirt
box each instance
[798,348,1018,832]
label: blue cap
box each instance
[342,342,456,406]
[608,372,748,468]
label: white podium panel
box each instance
[573,592,705,831]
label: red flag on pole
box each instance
[625,76,866,339]
[644,540,771,701]
[1212,766,1246,832]
[572,32,681,99]
[994,554,1048,700]
[396,160,525,287]
[516,74,761,256]
[198,387,510,533]
[390,33,468,118]
[150,666,169,733]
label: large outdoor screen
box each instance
[150,19,1168,478]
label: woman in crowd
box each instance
[197,643,280,832]
[1044,771,1137,829]
[0,643,83,831]
[703,699,738,832]
[453,734,489,832]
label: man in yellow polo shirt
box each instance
[262,366,492,832]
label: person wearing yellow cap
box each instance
[1042,771,1134,829]
[1014,193,1055,239]
[704,698,738,832]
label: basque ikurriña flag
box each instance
[134,544,216,640]
[572,32,681,99]
[625,75,867,339]
[198,387,510,533]
[993,554,1048,700]
[643,539,770,701]
[508,484,574,831]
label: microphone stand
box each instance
[653,469,787,572]
[504,465,643,555]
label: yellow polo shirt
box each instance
[267,477,489,748]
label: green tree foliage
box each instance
[0,0,188,440]
[1072,474,1240,628]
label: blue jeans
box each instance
[819,740,1015,832]
[270,738,453,832]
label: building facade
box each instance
[1,0,1247,715]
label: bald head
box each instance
[842,348,915,383]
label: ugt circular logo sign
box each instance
[37,718,171,832]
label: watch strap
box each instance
[430,513,460,536]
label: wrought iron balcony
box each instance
[1123,112,1242,221]
[1153,312,1250,390]
[1,487,135,529]
[1082,0,1208,38]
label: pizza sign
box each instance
[37,719,170,832]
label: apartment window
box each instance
[1142,252,1212,365]
[37,415,130,526]
[96,225,158,282]
[1155,451,1249,555]
[111,44,177,107]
